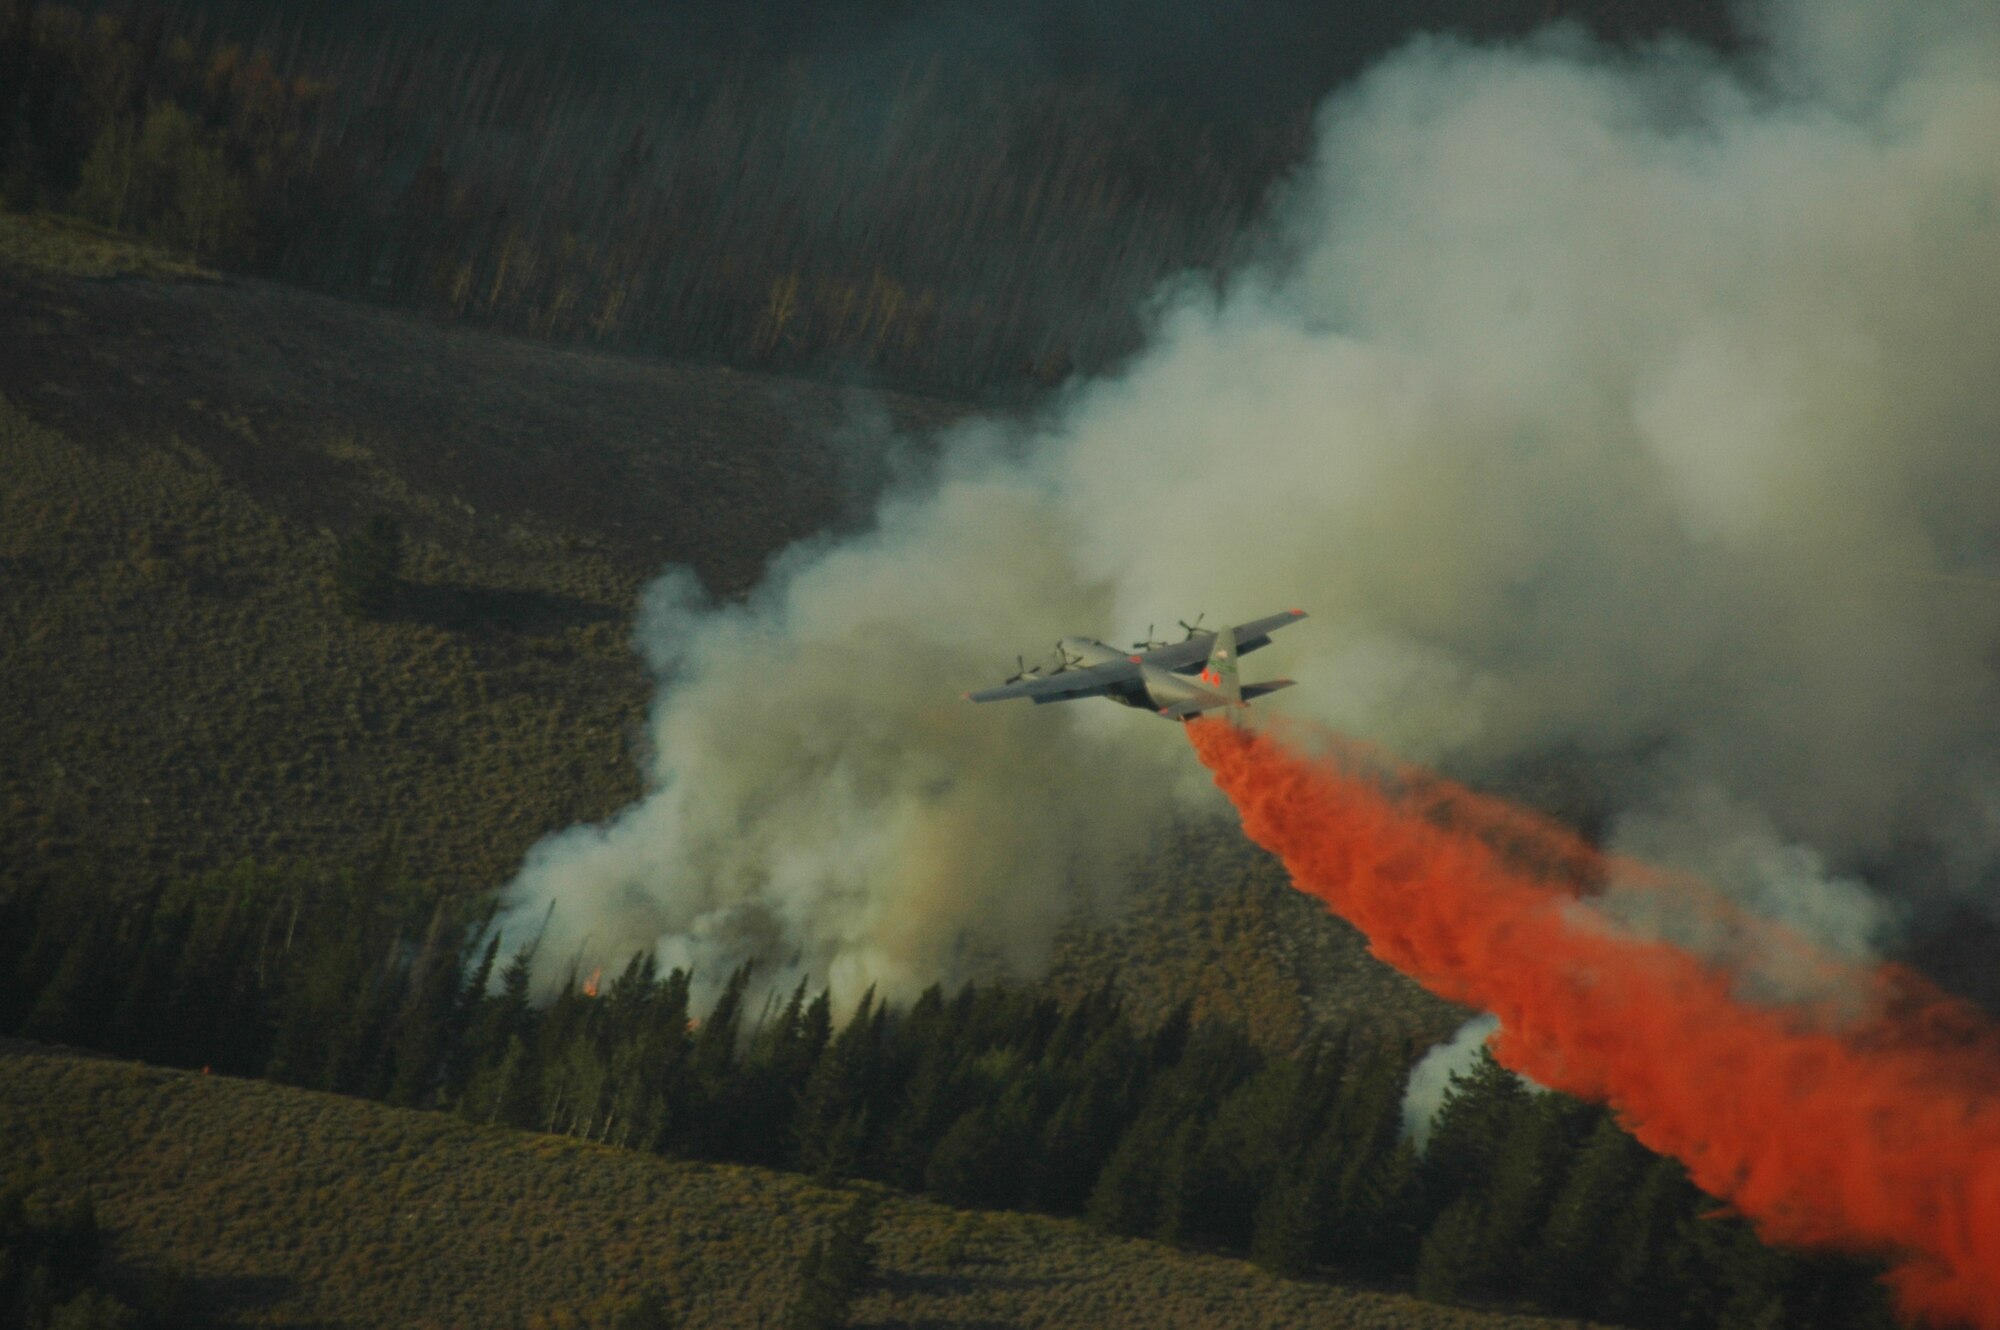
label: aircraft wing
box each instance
[1150,609,1308,674]
[966,658,1142,705]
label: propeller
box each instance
[1178,613,1208,639]
[1131,624,1172,651]
[1050,642,1082,673]
[1003,655,1043,685]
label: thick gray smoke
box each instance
[498,0,2000,1005]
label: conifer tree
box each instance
[1152,1117,1208,1246]
[1530,1111,1650,1314]
[876,1048,964,1192]
[1414,1194,1490,1304]
[1419,1048,1530,1224]
[1249,1170,1319,1278]
[1086,1116,1166,1237]
[1463,1093,1588,1301]
[1599,1154,1700,1329]
[437,933,502,1102]
[386,906,469,1108]
[104,888,189,1061]
[1025,1086,1114,1214]
[792,989,881,1181]
[333,514,403,617]
[22,916,112,1048]
[783,1196,877,1330]
[1336,1138,1422,1282]
[1196,1058,1309,1248]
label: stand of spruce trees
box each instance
[2,857,1899,1329]
[1,1,1733,395]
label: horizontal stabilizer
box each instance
[1158,678,1294,720]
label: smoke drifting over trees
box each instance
[498,0,2000,1015]
[0,863,1902,1329]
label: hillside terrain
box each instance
[0,1038,1605,1329]
[0,211,1462,1042]
[0,2,1736,397]
[0,211,954,894]
[0,218,1908,1330]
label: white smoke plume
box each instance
[497,0,2000,1006]
[1402,1015,1539,1153]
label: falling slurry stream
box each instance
[1186,718,2000,1328]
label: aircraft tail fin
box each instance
[1205,622,1242,706]
[1240,679,1294,701]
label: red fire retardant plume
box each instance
[1187,718,2000,1328]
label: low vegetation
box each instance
[4,1039,1626,1329]
[2,854,1900,1329]
[0,44,1901,1324]
[0,1186,200,1330]
[0,209,212,279]
[332,513,405,618]
[0,388,646,895]
[0,222,1416,1040]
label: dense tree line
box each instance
[2,857,1898,1328]
[0,0,1285,392]
[1,0,1733,393]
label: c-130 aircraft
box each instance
[965,610,1305,721]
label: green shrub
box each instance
[71,105,251,258]
[783,1196,876,1330]
[334,515,404,617]
[47,1288,141,1330]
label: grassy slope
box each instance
[0,1039,1598,1330]
[0,211,956,894]
[0,388,646,892]
[0,211,1460,1041]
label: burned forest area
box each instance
[0,2,1975,1330]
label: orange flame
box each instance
[1188,718,2000,1328]
[582,967,602,999]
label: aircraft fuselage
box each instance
[1056,636,1223,712]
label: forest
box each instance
[2,856,1898,1330]
[1,0,1734,393]
[4,2,1889,1326]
